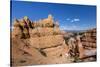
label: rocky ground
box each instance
[11,15,96,66]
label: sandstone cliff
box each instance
[64,28,96,62]
[11,15,71,66]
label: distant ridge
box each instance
[62,30,86,33]
[62,28,96,33]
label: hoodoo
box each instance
[11,15,70,66]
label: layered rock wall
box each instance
[11,15,70,66]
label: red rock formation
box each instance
[64,28,96,62]
[11,15,71,66]
[80,28,96,60]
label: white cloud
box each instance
[74,18,80,21]
[71,20,74,22]
[70,18,80,22]
[66,18,70,21]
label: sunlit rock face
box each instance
[81,28,96,48]
[80,28,96,61]
[63,28,96,62]
[11,15,71,66]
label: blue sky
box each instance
[11,1,96,30]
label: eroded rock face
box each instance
[80,28,96,60]
[81,28,96,48]
[11,15,71,66]
[63,28,96,62]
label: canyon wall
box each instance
[11,15,71,66]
